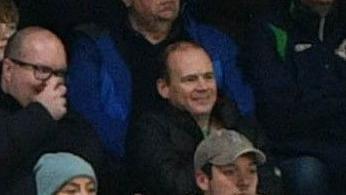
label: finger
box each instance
[61,97,67,107]
[56,85,67,96]
[55,77,65,87]
[45,76,60,90]
[60,102,67,114]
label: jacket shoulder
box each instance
[192,22,237,49]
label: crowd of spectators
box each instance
[0,0,345,194]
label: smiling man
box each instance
[157,42,217,129]
[68,0,255,161]
[126,41,217,195]
[126,41,257,194]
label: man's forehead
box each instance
[169,48,212,69]
[16,48,67,72]
[215,154,258,168]
[180,70,213,78]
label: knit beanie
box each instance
[34,152,97,195]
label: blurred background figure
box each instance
[0,0,18,61]
[244,0,346,194]
[34,152,97,195]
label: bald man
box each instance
[0,27,111,194]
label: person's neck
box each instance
[307,4,333,17]
[193,114,211,130]
[312,5,332,18]
[128,14,173,44]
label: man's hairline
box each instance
[163,44,209,84]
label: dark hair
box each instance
[158,41,211,83]
[0,0,19,24]
[3,30,21,59]
[201,162,213,179]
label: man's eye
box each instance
[223,169,236,176]
[87,187,97,193]
[204,73,214,80]
[62,189,79,194]
[37,66,52,74]
[249,166,258,174]
[182,76,197,82]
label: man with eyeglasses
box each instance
[0,27,116,194]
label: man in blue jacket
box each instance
[244,0,346,194]
[68,0,254,159]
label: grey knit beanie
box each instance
[34,152,97,195]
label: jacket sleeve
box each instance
[68,33,129,158]
[242,20,330,137]
[127,115,197,195]
[60,112,122,195]
[242,20,298,132]
[0,103,57,180]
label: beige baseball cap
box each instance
[194,129,266,170]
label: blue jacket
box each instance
[244,0,346,154]
[68,13,254,158]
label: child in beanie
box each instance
[34,152,97,195]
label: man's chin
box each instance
[191,106,213,116]
[157,11,178,22]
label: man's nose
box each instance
[195,77,208,90]
[237,173,250,190]
[79,189,92,195]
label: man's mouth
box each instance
[193,96,211,104]
[159,1,177,12]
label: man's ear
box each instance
[195,169,210,191]
[157,78,170,99]
[1,58,13,90]
[121,0,132,8]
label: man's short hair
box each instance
[201,162,213,179]
[194,129,266,172]
[158,41,211,83]
[3,30,21,59]
[0,0,19,24]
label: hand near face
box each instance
[33,77,67,120]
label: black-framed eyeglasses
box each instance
[9,57,67,81]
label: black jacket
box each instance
[243,0,346,153]
[0,90,116,194]
[126,99,259,195]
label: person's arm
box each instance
[127,114,197,195]
[241,20,298,131]
[0,75,67,179]
[68,33,130,158]
[0,103,58,180]
[61,111,122,195]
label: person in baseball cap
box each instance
[194,129,266,195]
